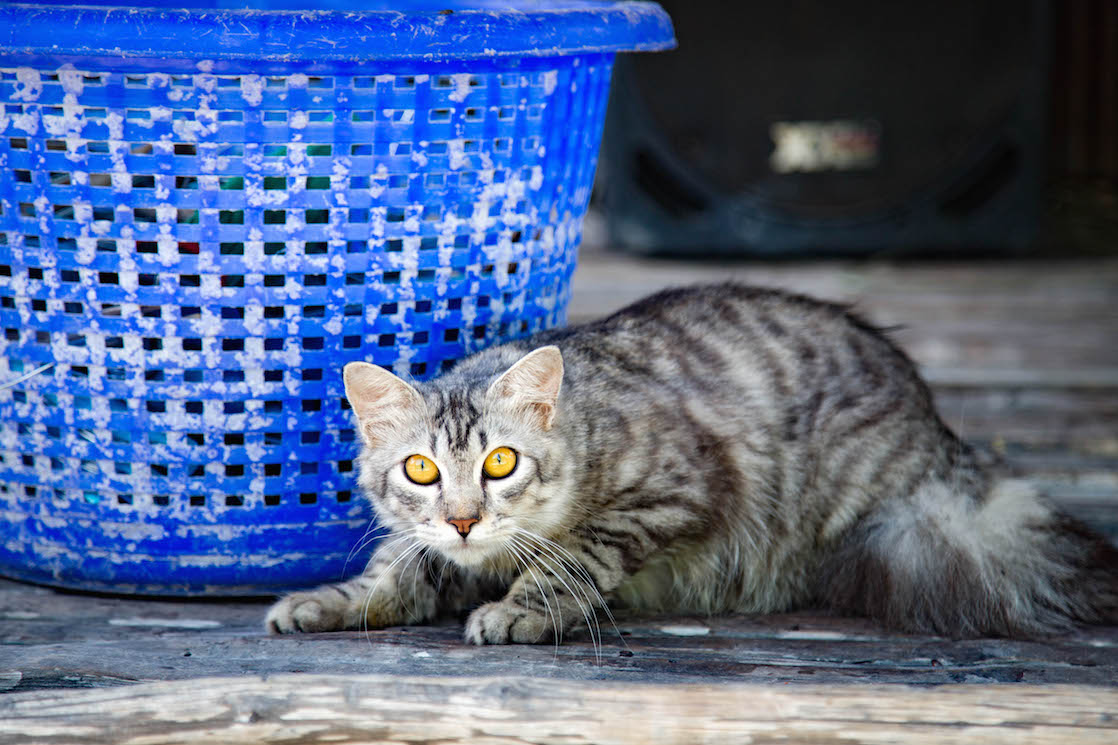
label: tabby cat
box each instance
[267,283,1118,643]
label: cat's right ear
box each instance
[487,346,564,431]
[343,362,427,447]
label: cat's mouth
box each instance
[427,526,508,569]
[437,536,499,567]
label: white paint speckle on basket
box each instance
[240,74,265,106]
[542,70,559,95]
[12,103,39,135]
[447,139,468,171]
[448,72,473,102]
[12,67,43,101]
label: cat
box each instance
[266,283,1118,644]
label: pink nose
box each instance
[447,517,479,537]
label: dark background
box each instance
[1046,0,1118,255]
[597,0,1118,258]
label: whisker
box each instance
[361,540,423,643]
[396,542,430,623]
[515,543,563,642]
[345,521,381,562]
[358,533,418,574]
[354,529,417,562]
[507,534,596,656]
[505,539,561,650]
[433,552,452,593]
[346,525,414,571]
[513,528,607,610]
[512,534,602,663]
[498,545,530,608]
[512,527,629,658]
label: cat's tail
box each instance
[819,478,1118,638]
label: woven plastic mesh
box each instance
[0,54,613,594]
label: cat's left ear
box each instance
[343,361,428,447]
[487,346,563,430]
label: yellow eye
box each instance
[404,455,439,485]
[483,447,517,479]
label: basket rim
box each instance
[0,1,676,63]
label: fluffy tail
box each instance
[820,478,1118,638]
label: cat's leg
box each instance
[464,555,597,644]
[266,538,440,634]
[463,528,635,645]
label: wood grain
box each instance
[4,573,1118,692]
[1,674,1116,745]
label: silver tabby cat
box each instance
[267,283,1118,643]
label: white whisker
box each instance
[360,540,423,642]
[396,542,430,623]
[507,533,600,661]
[507,538,562,648]
[433,552,452,592]
[513,527,608,611]
[358,533,418,574]
[529,539,603,662]
[345,525,413,571]
[512,527,630,659]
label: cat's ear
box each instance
[343,362,427,447]
[487,346,563,431]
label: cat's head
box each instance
[343,346,571,569]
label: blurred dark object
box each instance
[1041,0,1118,257]
[599,0,1050,257]
[1050,0,1118,183]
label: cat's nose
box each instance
[447,517,479,537]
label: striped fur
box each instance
[267,283,1118,643]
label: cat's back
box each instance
[596,283,861,352]
[546,283,932,418]
[554,283,883,363]
[454,282,944,456]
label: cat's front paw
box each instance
[266,590,348,634]
[464,601,552,645]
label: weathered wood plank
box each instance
[569,251,1118,371]
[1,674,1116,745]
[932,388,1118,452]
[924,368,1118,389]
[4,575,1118,692]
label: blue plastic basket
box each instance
[0,1,674,594]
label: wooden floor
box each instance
[2,246,1118,743]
